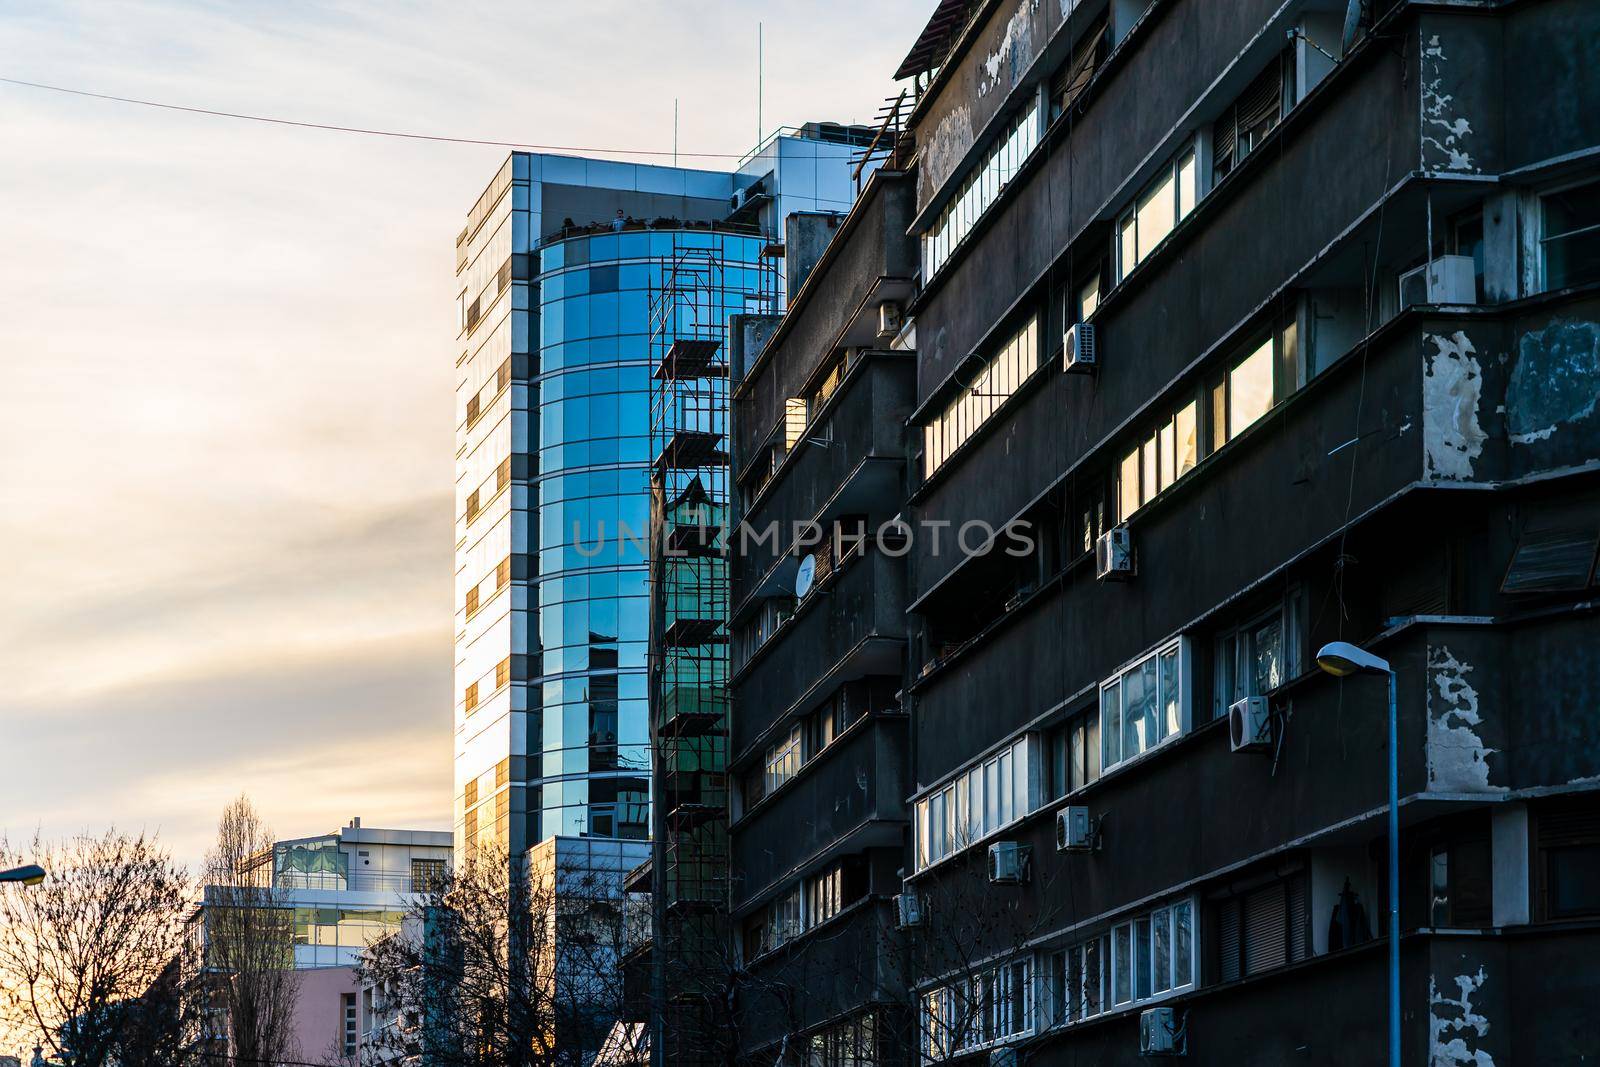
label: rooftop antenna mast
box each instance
[757,21,764,148]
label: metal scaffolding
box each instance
[648,241,776,1066]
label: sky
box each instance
[0,0,919,869]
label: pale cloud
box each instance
[0,0,917,858]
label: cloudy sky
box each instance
[0,0,917,868]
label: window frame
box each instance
[1115,141,1199,283]
[1100,637,1192,773]
[1537,175,1600,293]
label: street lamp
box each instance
[0,864,46,886]
[1316,640,1399,1067]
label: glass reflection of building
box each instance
[454,135,867,858]
[534,230,765,842]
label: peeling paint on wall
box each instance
[1426,647,1506,794]
[979,1,1039,97]
[919,102,975,206]
[1429,968,1495,1067]
[1421,33,1478,173]
[1506,319,1600,444]
[1422,332,1487,482]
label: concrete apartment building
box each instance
[718,0,1600,1063]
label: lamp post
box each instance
[1316,640,1399,1067]
[0,864,46,886]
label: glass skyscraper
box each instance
[454,137,866,857]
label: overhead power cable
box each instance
[0,74,751,159]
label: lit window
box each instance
[912,737,1035,871]
[1116,146,1199,282]
[922,316,1040,478]
[1228,338,1274,437]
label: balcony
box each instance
[731,716,908,905]
[733,352,915,595]
[731,544,907,758]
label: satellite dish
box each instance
[795,553,817,599]
[1341,0,1363,53]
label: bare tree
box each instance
[200,795,297,1067]
[0,829,200,1067]
[359,841,643,1067]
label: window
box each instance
[465,489,481,523]
[463,682,479,713]
[806,1013,879,1067]
[764,724,803,795]
[1213,589,1304,720]
[1100,639,1189,771]
[1048,900,1190,1028]
[923,101,1043,280]
[1049,933,1107,1026]
[784,397,808,450]
[496,358,512,393]
[494,657,511,690]
[1115,398,1199,522]
[1116,146,1198,282]
[1214,874,1308,981]
[913,736,1034,871]
[745,886,803,958]
[1046,709,1100,801]
[1429,835,1492,927]
[495,557,511,589]
[465,586,480,617]
[342,992,359,1057]
[1049,14,1109,121]
[495,457,511,492]
[466,394,482,426]
[1537,799,1600,920]
[921,956,1034,1059]
[1212,51,1294,186]
[1451,210,1487,303]
[1541,178,1600,290]
[923,315,1040,477]
[1208,315,1300,454]
[410,858,446,894]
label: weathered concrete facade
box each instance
[894,0,1600,1064]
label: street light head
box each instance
[1,864,47,886]
[1316,641,1392,678]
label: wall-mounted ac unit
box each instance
[1096,526,1134,581]
[987,842,1030,885]
[1056,805,1092,852]
[988,1046,1019,1067]
[1229,696,1272,753]
[1398,255,1476,309]
[1063,322,1097,373]
[1139,1006,1186,1055]
[878,301,904,342]
[895,891,923,928]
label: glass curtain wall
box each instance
[534,229,766,841]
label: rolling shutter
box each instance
[1243,881,1288,975]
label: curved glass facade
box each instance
[533,229,766,840]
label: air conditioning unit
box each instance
[1056,805,1093,852]
[1229,696,1272,753]
[877,301,904,341]
[895,891,923,928]
[988,1047,1019,1067]
[1063,322,1098,373]
[1139,1006,1186,1055]
[1095,526,1134,581]
[1398,255,1476,309]
[987,841,1030,885]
